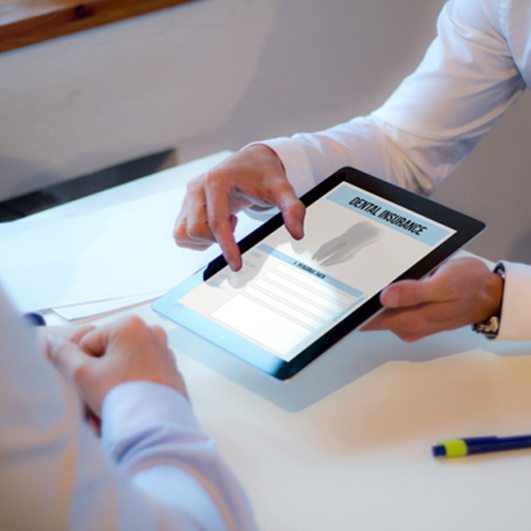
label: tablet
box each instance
[153,167,485,380]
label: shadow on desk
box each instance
[170,322,531,412]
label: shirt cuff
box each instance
[497,261,531,340]
[101,382,198,454]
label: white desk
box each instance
[92,305,531,530]
[23,155,531,530]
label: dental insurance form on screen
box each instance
[173,182,455,363]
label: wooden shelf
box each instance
[0,0,195,53]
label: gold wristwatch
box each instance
[472,262,505,339]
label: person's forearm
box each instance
[262,0,524,199]
[102,382,257,531]
[263,115,435,196]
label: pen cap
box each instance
[432,439,467,458]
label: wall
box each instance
[0,0,529,261]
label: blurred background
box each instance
[0,0,529,262]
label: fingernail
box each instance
[228,256,241,271]
[382,290,398,307]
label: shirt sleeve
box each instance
[0,287,256,531]
[260,0,526,196]
[497,261,531,340]
[101,382,257,530]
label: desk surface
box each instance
[36,154,531,530]
[94,302,531,531]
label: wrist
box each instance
[101,381,198,451]
[244,143,286,174]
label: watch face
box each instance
[473,316,500,339]
[494,262,506,279]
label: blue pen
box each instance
[23,312,46,326]
[433,434,531,458]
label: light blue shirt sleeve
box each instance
[262,0,529,196]
[0,287,256,531]
[257,0,531,340]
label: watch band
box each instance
[472,262,505,339]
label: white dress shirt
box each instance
[0,287,256,530]
[261,0,531,340]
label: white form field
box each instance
[212,263,358,358]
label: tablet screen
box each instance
[153,167,483,379]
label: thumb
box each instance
[47,333,91,380]
[380,277,449,309]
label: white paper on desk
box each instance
[0,188,261,313]
[52,290,166,320]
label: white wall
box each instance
[0,0,529,262]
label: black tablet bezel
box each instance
[154,167,485,380]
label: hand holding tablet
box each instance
[155,167,485,380]
[364,256,503,342]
